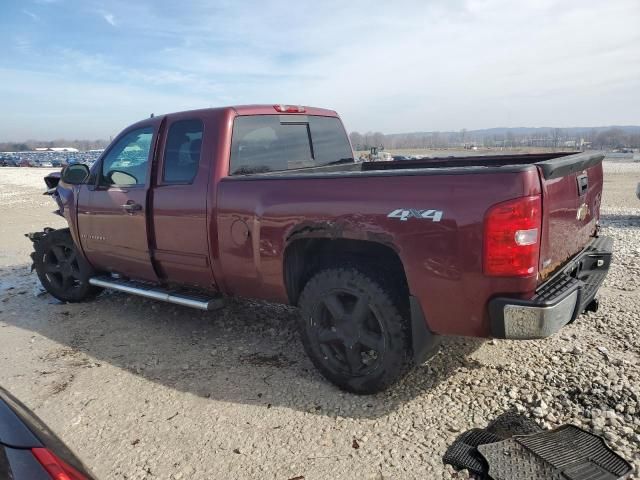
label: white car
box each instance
[374,152,393,162]
[40,161,54,168]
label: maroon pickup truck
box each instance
[30,105,612,393]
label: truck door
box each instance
[150,114,216,288]
[79,124,158,281]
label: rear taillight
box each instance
[32,448,88,480]
[273,104,305,113]
[483,195,541,277]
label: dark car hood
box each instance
[0,387,93,477]
[0,388,41,448]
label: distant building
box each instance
[34,147,79,152]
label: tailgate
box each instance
[536,152,604,281]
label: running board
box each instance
[89,276,224,311]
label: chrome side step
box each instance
[89,276,224,311]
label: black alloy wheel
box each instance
[312,288,385,376]
[33,229,101,302]
[42,243,82,293]
[298,267,413,394]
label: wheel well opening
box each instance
[284,238,408,306]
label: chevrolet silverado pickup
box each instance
[30,105,613,393]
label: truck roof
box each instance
[231,105,338,116]
[126,105,340,131]
[147,105,339,121]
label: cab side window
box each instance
[101,127,154,186]
[163,119,203,183]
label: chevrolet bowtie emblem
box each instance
[576,203,589,221]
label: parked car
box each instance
[0,386,93,479]
[0,158,18,167]
[18,159,35,167]
[30,104,612,394]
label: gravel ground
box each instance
[0,164,638,479]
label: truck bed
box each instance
[248,152,603,180]
[219,150,605,337]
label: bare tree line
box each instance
[3,127,639,153]
[349,127,640,151]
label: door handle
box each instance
[577,174,588,196]
[121,202,142,213]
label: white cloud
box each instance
[2,0,639,138]
[0,68,207,140]
[268,0,640,132]
[13,36,32,54]
[110,0,640,132]
[21,9,40,21]
[99,10,117,27]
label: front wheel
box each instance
[32,229,101,302]
[298,267,413,394]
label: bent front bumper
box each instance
[489,236,613,339]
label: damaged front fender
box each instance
[43,171,61,192]
[25,227,57,271]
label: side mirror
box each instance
[61,164,90,185]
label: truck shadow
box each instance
[1,265,484,420]
[599,213,640,230]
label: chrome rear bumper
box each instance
[489,236,613,340]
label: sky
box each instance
[1,0,639,140]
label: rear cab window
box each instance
[229,115,353,175]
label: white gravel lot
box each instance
[0,164,638,479]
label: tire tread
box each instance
[33,228,101,302]
[298,266,413,394]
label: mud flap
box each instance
[409,296,440,364]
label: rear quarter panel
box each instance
[216,167,542,337]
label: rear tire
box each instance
[33,229,101,302]
[298,267,413,394]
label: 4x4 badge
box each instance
[387,209,443,222]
